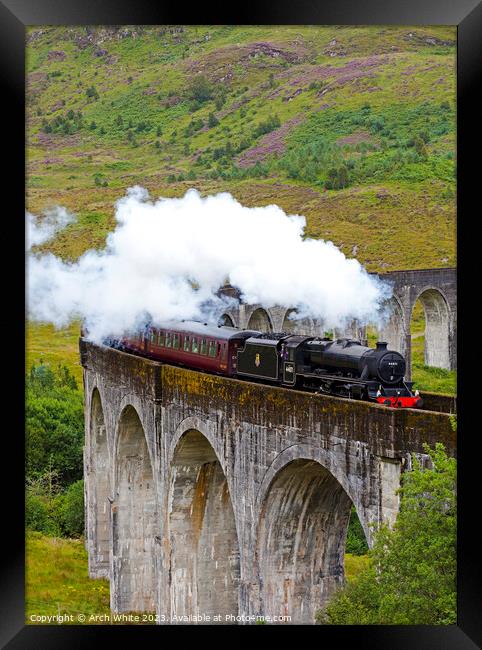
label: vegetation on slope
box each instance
[26,363,85,537]
[27,25,456,272]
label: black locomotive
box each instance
[237,331,422,408]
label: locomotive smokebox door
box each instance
[283,361,296,385]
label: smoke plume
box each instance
[26,207,77,249]
[27,187,392,342]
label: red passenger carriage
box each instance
[120,320,260,376]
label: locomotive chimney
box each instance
[376,341,388,350]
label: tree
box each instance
[86,85,99,100]
[317,443,456,625]
[60,480,85,537]
[26,363,84,486]
[187,74,213,104]
[208,112,219,128]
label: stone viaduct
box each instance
[81,334,456,625]
[218,267,457,380]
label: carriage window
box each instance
[150,330,156,344]
[201,338,207,355]
[158,331,165,346]
[166,333,172,348]
[191,338,199,354]
[208,340,217,357]
[184,336,190,351]
[173,333,179,350]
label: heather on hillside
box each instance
[26,25,455,273]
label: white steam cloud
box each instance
[27,187,392,342]
[26,207,77,249]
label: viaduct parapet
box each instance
[218,267,457,378]
[82,338,455,624]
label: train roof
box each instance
[149,320,261,341]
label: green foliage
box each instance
[26,362,84,486]
[85,85,99,100]
[41,110,84,135]
[281,102,455,188]
[345,506,369,555]
[26,465,64,536]
[318,443,456,625]
[59,480,85,537]
[208,112,219,128]
[184,118,204,137]
[325,165,349,190]
[252,114,281,139]
[26,492,62,537]
[186,74,213,104]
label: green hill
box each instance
[26,25,456,272]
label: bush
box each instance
[208,112,219,128]
[252,114,281,139]
[345,506,369,555]
[187,74,213,104]
[325,165,349,190]
[26,492,61,536]
[86,85,99,100]
[60,480,85,537]
[26,477,84,538]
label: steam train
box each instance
[105,320,422,409]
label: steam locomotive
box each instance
[106,319,422,409]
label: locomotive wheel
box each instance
[383,399,391,406]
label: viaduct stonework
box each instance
[81,330,456,624]
[218,267,457,380]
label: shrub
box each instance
[345,506,369,555]
[25,492,59,536]
[253,114,281,139]
[325,165,349,190]
[187,74,213,104]
[60,480,85,537]
[208,112,219,128]
[86,85,99,100]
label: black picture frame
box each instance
[3,0,480,646]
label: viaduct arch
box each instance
[81,339,455,624]
[218,268,456,377]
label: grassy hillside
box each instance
[27,25,456,271]
[26,320,83,384]
[26,532,110,623]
